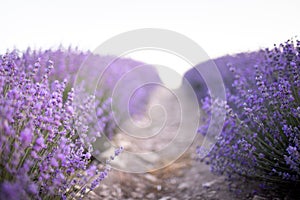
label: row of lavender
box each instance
[192,40,299,196]
[0,48,159,199]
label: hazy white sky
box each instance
[0,0,299,77]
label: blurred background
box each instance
[1,0,299,77]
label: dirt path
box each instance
[86,87,259,200]
[88,141,257,200]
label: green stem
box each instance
[17,146,31,170]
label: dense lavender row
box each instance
[0,46,161,199]
[20,48,160,120]
[198,40,300,194]
[184,51,264,103]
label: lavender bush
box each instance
[0,51,123,199]
[184,51,264,103]
[21,47,160,119]
[19,47,161,140]
[199,40,300,193]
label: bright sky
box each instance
[1,0,299,78]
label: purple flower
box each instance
[50,158,59,168]
[0,181,25,200]
[19,128,33,147]
[33,136,45,151]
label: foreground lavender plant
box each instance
[0,51,123,199]
[199,40,300,192]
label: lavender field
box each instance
[0,38,299,200]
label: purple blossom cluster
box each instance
[199,40,300,188]
[0,50,123,199]
[20,47,160,119]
